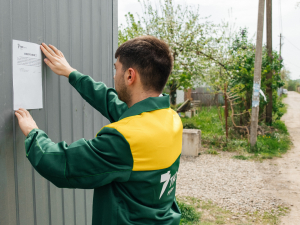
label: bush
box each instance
[273,120,288,134]
[182,119,199,129]
[177,201,201,224]
[249,133,291,157]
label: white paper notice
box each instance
[13,40,43,110]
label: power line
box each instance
[284,37,300,53]
[284,60,300,69]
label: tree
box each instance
[118,0,221,105]
[226,29,284,124]
[204,28,284,134]
[281,68,291,88]
[119,1,286,131]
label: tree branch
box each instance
[196,50,227,71]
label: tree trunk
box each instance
[170,85,177,106]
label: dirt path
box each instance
[270,91,300,224]
[176,91,300,224]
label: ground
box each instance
[176,91,300,224]
[272,91,300,224]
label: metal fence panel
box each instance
[0,0,118,224]
[191,87,225,106]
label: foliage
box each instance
[206,150,219,155]
[281,68,291,88]
[177,201,201,224]
[182,120,199,129]
[181,104,291,159]
[286,79,300,91]
[181,107,225,136]
[273,120,288,134]
[272,94,287,121]
[120,1,286,129]
[249,132,291,158]
[119,0,223,104]
[233,155,249,160]
[177,196,289,225]
[220,29,283,126]
[280,68,299,91]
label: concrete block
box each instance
[185,110,194,118]
[182,129,201,157]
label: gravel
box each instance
[176,152,286,214]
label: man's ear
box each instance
[126,68,136,86]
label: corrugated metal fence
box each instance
[0,0,118,224]
[191,87,224,106]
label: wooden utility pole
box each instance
[279,33,282,57]
[250,0,266,147]
[266,0,273,124]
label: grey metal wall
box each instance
[0,0,118,224]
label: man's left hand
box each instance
[15,108,39,136]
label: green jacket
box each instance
[25,71,182,225]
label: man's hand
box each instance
[40,43,76,78]
[15,108,39,136]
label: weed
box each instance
[181,107,225,137]
[182,120,199,129]
[178,201,201,224]
[273,120,288,134]
[233,155,249,160]
[177,196,289,225]
[206,150,219,155]
[181,103,291,160]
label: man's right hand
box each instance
[40,43,76,78]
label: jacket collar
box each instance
[119,94,170,120]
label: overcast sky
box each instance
[119,0,300,80]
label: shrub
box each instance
[182,119,199,129]
[273,120,288,134]
[178,201,201,224]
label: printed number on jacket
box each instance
[159,171,178,199]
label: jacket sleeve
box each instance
[68,71,128,123]
[25,128,133,189]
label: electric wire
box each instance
[283,60,300,69]
[284,37,300,53]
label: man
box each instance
[15,36,182,224]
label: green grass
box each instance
[206,150,219,155]
[233,155,249,160]
[247,121,291,159]
[177,197,289,225]
[181,107,225,136]
[178,201,201,224]
[180,103,292,160]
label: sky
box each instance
[119,0,300,80]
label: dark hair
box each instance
[115,36,173,93]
